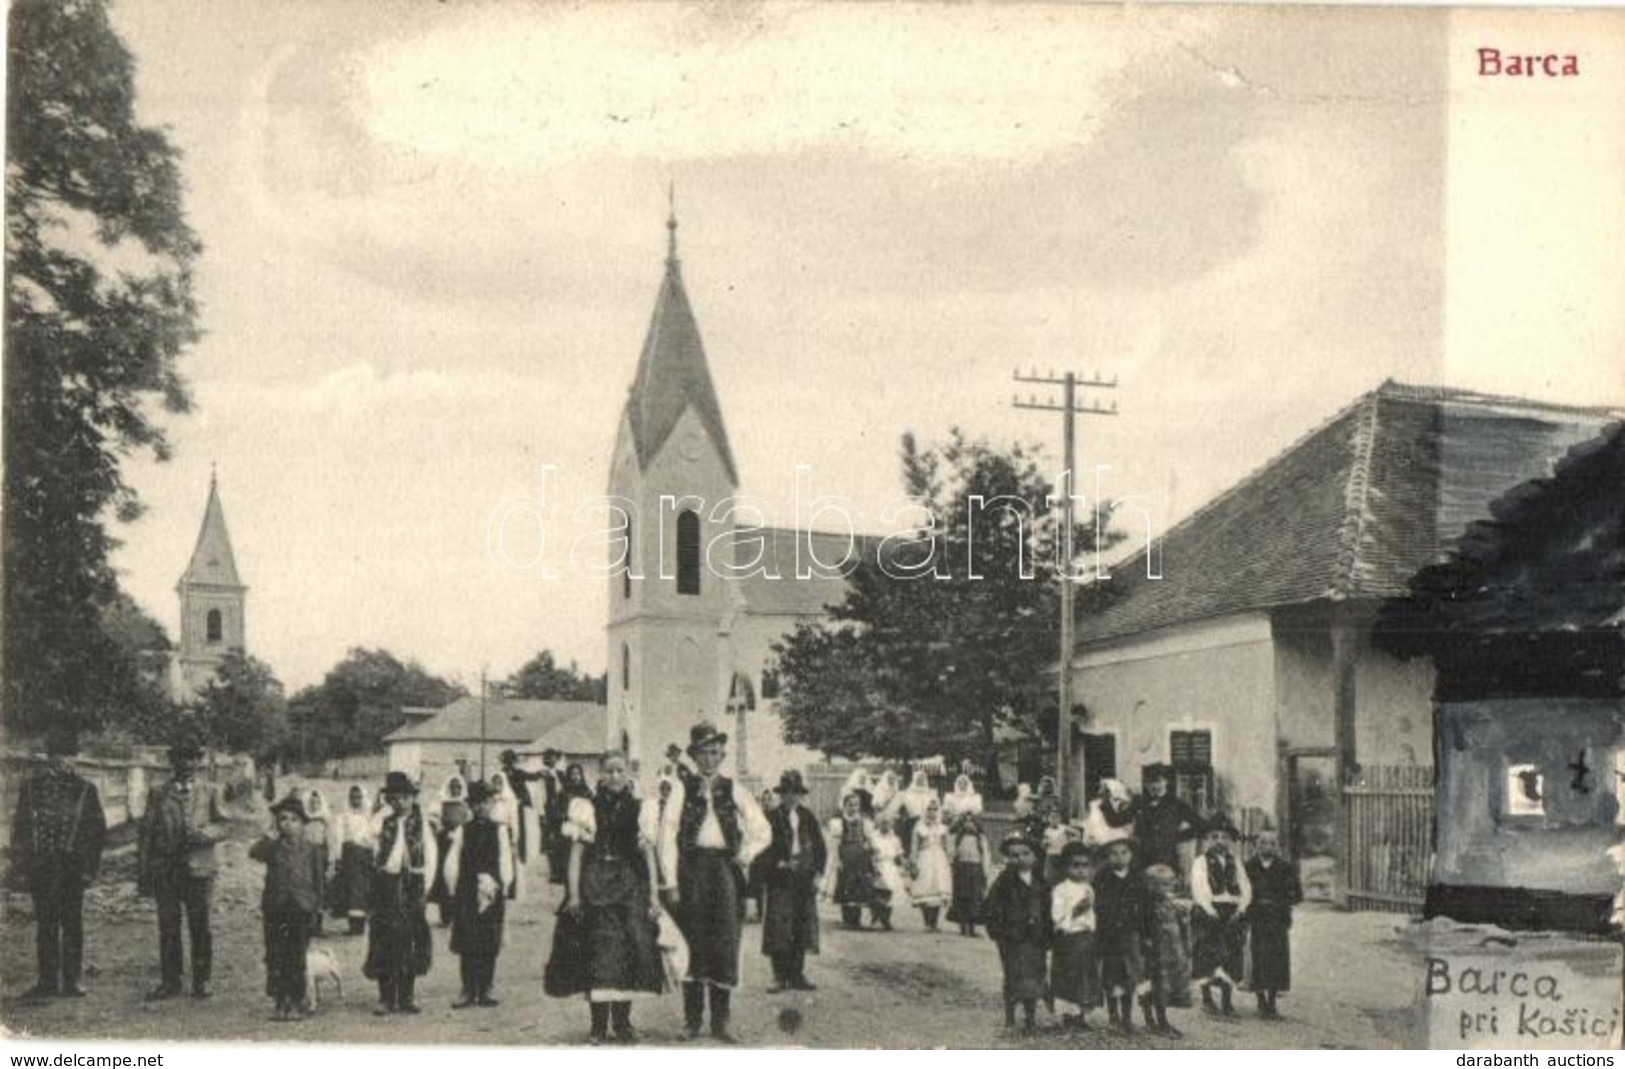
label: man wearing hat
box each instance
[138,740,230,1000]
[662,721,771,1042]
[759,770,826,992]
[9,730,107,1001]
[499,748,545,865]
[1137,764,1201,879]
[533,747,568,885]
[364,771,438,1014]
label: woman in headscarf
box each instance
[871,768,901,819]
[638,764,682,906]
[909,797,953,931]
[896,770,937,858]
[429,774,472,926]
[1082,779,1137,849]
[331,783,376,935]
[840,768,875,819]
[943,774,985,821]
[489,772,522,901]
[304,788,331,934]
[563,763,593,803]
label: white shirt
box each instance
[696,777,727,849]
[1052,879,1097,934]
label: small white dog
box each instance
[305,946,344,1009]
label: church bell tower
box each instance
[174,470,247,701]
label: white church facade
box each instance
[604,213,870,786]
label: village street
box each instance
[2,786,1427,1049]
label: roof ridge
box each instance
[1332,389,1383,596]
[1380,380,1625,419]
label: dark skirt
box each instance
[1051,931,1099,1009]
[948,860,987,923]
[580,856,663,999]
[428,830,456,906]
[676,851,744,987]
[1248,918,1291,991]
[833,841,877,907]
[996,939,1049,1001]
[331,843,373,918]
[363,873,432,981]
[762,867,820,957]
[1097,929,1145,995]
[1192,902,1245,981]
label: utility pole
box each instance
[1013,368,1117,819]
[479,666,489,781]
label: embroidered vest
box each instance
[1204,847,1241,897]
[590,789,642,859]
[677,773,741,854]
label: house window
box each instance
[1506,762,1545,816]
[676,510,701,596]
[621,643,631,691]
[1169,728,1216,811]
[1081,732,1117,802]
[206,609,223,644]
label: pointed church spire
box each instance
[623,204,740,486]
[179,472,244,590]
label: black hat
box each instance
[499,749,518,764]
[777,770,808,797]
[1203,814,1239,839]
[270,794,308,822]
[1059,841,1093,865]
[1000,830,1038,856]
[169,742,203,767]
[1143,763,1174,783]
[382,771,418,797]
[686,720,729,756]
[44,728,79,757]
[543,748,562,760]
[466,780,494,805]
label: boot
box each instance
[611,1001,637,1044]
[1156,1003,1182,1038]
[1139,995,1157,1030]
[710,986,737,1044]
[1118,995,1136,1033]
[682,982,705,1038]
[589,1002,610,1045]
[1201,981,1218,1012]
[1220,981,1236,1017]
[1106,995,1121,1026]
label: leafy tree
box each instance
[774,429,1121,773]
[505,650,607,702]
[3,0,201,738]
[97,591,178,742]
[194,649,287,759]
[287,648,463,761]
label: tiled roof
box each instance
[384,696,605,750]
[735,526,883,616]
[178,476,243,589]
[1082,381,1621,646]
[623,239,739,486]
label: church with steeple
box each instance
[605,205,871,786]
[172,471,246,702]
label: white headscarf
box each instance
[842,768,873,801]
[490,772,518,825]
[338,783,374,847]
[901,769,938,818]
[438,774,467,807]
[944,774,984,819]
[872,769,901,812]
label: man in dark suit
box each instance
[10,730,106,1001]
[139,742,229,1000]
[760,770,826,992]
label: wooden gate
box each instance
[1343,764,1434,913]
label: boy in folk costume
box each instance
[446,780,513,1008]
[1049,842,1100,1031]
[1140,863,1192,1037]
[663,721,771,1043]
[979,832,1051,1035]
[1093,837,1149,1033]
[331,784,376,935]
[248,796,324,1021]
[1243,829,1302,1019]
[1190,815,1251,1016]
[761,771,826,992]
[364,772,437,1015]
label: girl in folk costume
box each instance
[331,784,376,935]
[553,751,665,1045]
[979,832,1051,1035]
[824,792,880,930]
[445,780,513,1008]
[303,789,330,936]
[364,772,437,1016]
[1190,815,1251,1016]
[947,814,992,937]
[1082,779,1137,849]
[429,775,472,926]
[489,772,523,901]
[1140,864,1192,1037]
[909,798,953,931]
[943,773,984,822]
[895,769,936,859]
[871,768,901,820]
[761,771,826,992]
[563,762,593,804]
[869,815,907,931]
[1243,829,1302,1019]
[841,768,876,819]
[1049,841,1101,1031]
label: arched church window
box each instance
[206,608,223,643]
[761,662,782,700]
[620,730,631,755]
[621,643,631,691]
[676,510,701,596]
[622,518,633,600]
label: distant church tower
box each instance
[606,204,741,774]
[173,471,246,701]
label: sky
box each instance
[93,2,1625,692]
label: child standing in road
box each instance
[1140,863,1191,1037]
[1048,842,1099,1031]
[1244,829,1302,1019]
[249,795,324,1021]
[948,814,991,937]
[979,832,1051,1035]
[1093,838,1147,1033]
[1191,816,1251,1017]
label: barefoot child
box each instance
[1049,842,1100,1030]
[1093,838,1147,1033]
[979,832,1051,1034]
[1140,864,1191,1037]
[1244,829,1301,1019]
[248,795,324,1021]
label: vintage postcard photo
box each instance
[3,0,1623,1052]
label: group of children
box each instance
[981,818,1303,1039]
[247,771,520,1021]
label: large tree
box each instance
[287,648,464,761]
[194,649,287,760]
[4,0,201,737]
[775,429,1120,772]
[505,650,607,703]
